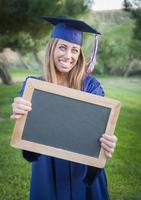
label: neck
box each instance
[56,73,69,87]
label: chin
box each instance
[57,66,73,73]
[59,68,71,73]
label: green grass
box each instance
[0,76,141,200]
[0,83,31,200]
[100,77,141,200]
[9,68,41,78]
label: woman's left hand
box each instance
[100,134,117,159]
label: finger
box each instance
[13,103,32,112]
[102,134,117,143]
[104,151,112,159]
[13,108,28,115]
[14,97,32,106]
[10,114,15,119]
[100,137,116,149]
[10,114,23,120]
[101,142,114,154]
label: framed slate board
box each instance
[11,78,121,168]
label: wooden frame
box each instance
[11,78,121,168]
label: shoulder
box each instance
[82,74,105,97]
[19,76,41,97]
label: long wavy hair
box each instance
[42,38,86,90]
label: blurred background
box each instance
[0,0,141,199]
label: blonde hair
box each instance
[42,38,86,90]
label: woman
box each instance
[11,17,117,200]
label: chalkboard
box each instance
[11,78,121,168]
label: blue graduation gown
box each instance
[20,75,110,200]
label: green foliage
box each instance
[0,33,34,52]
[1,3,140,76]
[0,0,90,52]
[0,0,94,57]
[98,18,134,75]
[82,10,141,76]
[124,0,141,40]
[123,0,141,58]
[0,76,141,199]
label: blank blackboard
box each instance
[11,78,121,168]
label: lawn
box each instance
[0,75,141,200]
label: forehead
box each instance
[57,39,80,49]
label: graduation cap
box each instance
[43,16,101,73]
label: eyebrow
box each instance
[59,43,80,49]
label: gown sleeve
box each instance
[82,75,105,186]
[19,76,41,162]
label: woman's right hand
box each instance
[10,97,32,120]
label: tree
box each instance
[0,54,13,84]
[0,0,93,41]
[123,0,141,41]
[123,0,141,76]
[0,0,93,84]
[95,16,135,76]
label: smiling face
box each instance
[53,39,81,74]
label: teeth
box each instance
[60,60,68,64]
[59,61,71,67]
[60,61,64,63]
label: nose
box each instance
[64,49,72,60]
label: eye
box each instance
[72,48,79,54]
[59,45,66,51]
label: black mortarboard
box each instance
[43,16,101,46]
[43,16,101,73]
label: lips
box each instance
[59,60,72,68]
